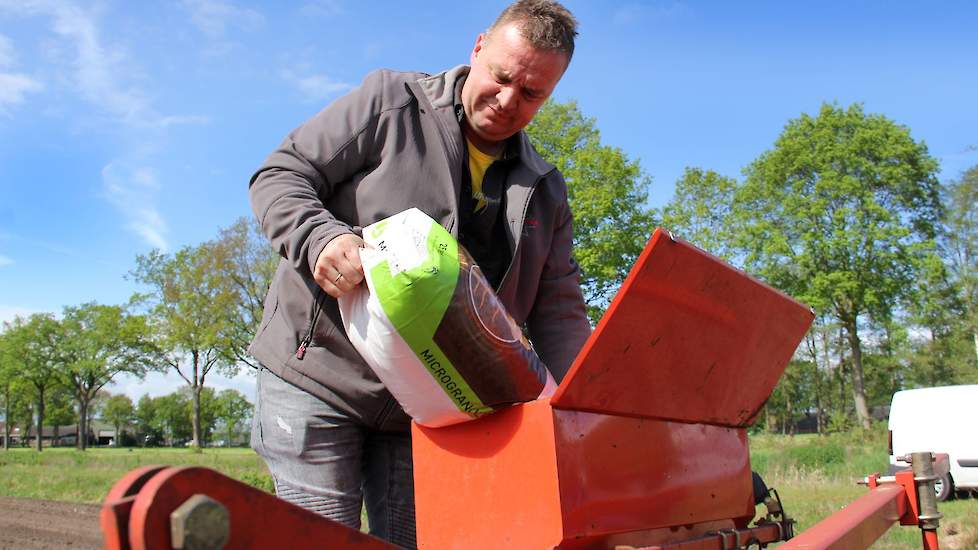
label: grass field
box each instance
[751,429,978,549]
[1,429,975,548]
[0,447,273,503]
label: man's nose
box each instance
[496,86,517,112]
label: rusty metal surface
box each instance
[779,485,906,549]
[910,452,943,533]
[616,522,786,549]
[101,466,396,550]
[550,229,814,426]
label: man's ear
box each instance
[471,33,486,64]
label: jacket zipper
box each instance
[296,288,327,360]
[496,176,541,291]
[413,81,465,234]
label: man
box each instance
[248,1,591,547]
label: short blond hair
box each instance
[488,0,578,60]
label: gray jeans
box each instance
[251,367,416,548]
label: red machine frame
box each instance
[100,457,943,549]
[100,230,943,549]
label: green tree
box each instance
[102,394,135,446]
[131,243,239,448]
[213,218,278,368]
[906,252,973,386]
[1,384,31,449]
[15,389,35,447]
[153,391,192,446]
[213,389,253,447]
[3,314,64,451]
[43,387,76,447]
[856,322,912,411]
[796,317,843,434]
[766,359,822,434]
[942,164,978,368]
[58,303,155,450]
[86,389,111,444]
[0,334,32,450]
[192,386,219,446]
[736,103,941,428]
[661,167,739,261]
[0,332,13,449]
[526,100,657,320]
[134,394,160,446]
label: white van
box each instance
[888,385,978,500]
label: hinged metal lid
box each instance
[550,229,814,427]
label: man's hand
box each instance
[314,234,366,298]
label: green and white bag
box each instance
[338,208,555,427]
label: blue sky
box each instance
[1,0,976,401]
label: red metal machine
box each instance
[101,229,943,549]
[412,229,813,549]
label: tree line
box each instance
[0,219,276,450]
[532,101,976,432]
[656,104,977,431]
[0,381,252,449]
[128,387,253,447]
[1,100,976,446]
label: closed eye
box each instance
[489,64,512,85]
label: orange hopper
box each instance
[412,228,815,549]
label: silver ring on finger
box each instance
[333,272,344,284]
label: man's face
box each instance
[461,23,568,152]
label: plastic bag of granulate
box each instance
[338,208,555,427]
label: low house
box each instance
[0,422,25,446]
[24,425,83,447]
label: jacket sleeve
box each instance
[248,71,387,275]
[525,178,592,383]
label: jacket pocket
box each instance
[295,288,328,360]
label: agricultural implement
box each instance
[100,230,943,549]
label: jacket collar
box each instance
[414,65,555,178]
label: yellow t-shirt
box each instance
[467,139,502,212]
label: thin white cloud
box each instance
[0,73,43,111]
[0,2,212,257]
[296,75,353,100]
[0,0,205,128]
[282,70,353,102]
[128,208,168,251]
[48,2,148,123]
[0,33,14,67]
[0,254,12,266]
[182,0,264,38]
[0,33,44,112]
[300,0,343,18]
[1,233,122,269]
[102,162,169,251]
[157,114,212,128]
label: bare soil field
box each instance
[0,496,102,550]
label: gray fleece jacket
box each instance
[248,65,591,431]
